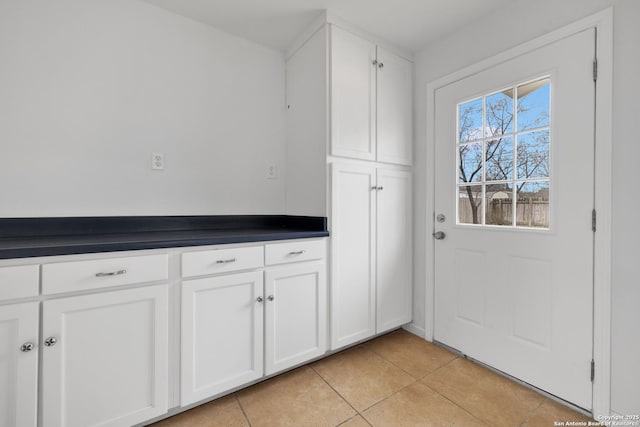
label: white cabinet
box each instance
[376,169,413,332]
[180,271,264,406]
[181,240,327,405]
[330,26,412,166]
[331,163,412,350]
[0,302,39,427]
[331,27,377,162]
[264,262,326,375]
[41,285,169,427]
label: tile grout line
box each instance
[420,381,491,426]
[309,364,363,422]
[518,397,547,427]
[234,393,253,427]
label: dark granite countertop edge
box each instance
[0,229,330,260]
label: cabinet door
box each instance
[42,286,168,427]
[376,169,413,333]
[264,262,326,375]
[181,271,263,406]
[331,26,377,161]
[0,302,38,427]
[377,48,413,165]
[330,163,376,350]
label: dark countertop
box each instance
[0,216,329,260]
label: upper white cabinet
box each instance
[331,27,377,161]
[0,302,39,427]
[376,48,413,165]
[41,285,168,427]
[330,26,412,166]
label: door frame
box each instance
[423,9,613,417]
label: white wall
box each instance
[413,0,640,414]
[0,0,286,217]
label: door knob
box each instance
[433,231,446,240]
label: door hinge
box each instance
[590,359,595,382]
[592,209,597,232]
[593,58,598,82]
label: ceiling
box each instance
[140,0,514,53]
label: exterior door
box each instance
[434,29,595,409]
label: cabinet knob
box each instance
[256,296,264,303]
[267,295,275,301]
[20,342,35,352]
[44,337,58,347]
[372,59,378,66]
[378,62,384,69]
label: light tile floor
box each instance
[151,330,593,426]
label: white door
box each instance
[331,26,377,161]
[42,285,168,427]
[376,168,413,333]
[377,48,413,166]
[331,162,376,350]
[264,262,326,375]
[434,29,595,409]
[181,271,263,406]
[0,302,38,427]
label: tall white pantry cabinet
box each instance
[285,22,413,351]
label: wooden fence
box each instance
[459,198,549,227]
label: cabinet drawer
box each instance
[42,254,168,295]
[0,265,39,301]
[265,239,326,265]
[182,246,264,278]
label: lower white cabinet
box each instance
[264,262,326,375]
[41,285,169,427]
[0,302,39,427]
[180,271,264,406]
[181,245,327,406]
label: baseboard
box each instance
[402,323,426,339]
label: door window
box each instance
[457,77,550,228]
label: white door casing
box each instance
[434,29,595,409]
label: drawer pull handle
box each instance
[216,258,237,264]
[288,250,306,256]
[95,269,127,277]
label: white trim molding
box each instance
[424,8,613,418]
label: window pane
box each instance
[459,143,483,183]
[516,181,550,228]
[486,183,513,226]
[486,89,514,137]
[517,130,550,179]
[517,78,550,131]
[459,185,483,225]
[459,98,483,142]
[485,137,514,181]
